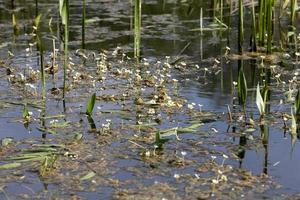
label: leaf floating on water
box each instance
[80,171,96,181]
[177,123,203,133]
[0,162,21,170]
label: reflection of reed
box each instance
[260,124,269,174]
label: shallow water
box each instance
[0,0,300,199]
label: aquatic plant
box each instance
[258,0,266,45]
[22,103,30,120]
[82,0,86,49]
[238,0,244,53]
[86,93,96,116]
[12,14,19,36]
[134,0,141,59]
[258,0,276,53]
[296,89,300,116]
[238,67,247,106]
[34,14,45,99]
[154,131,168,150]
[250,0,257,51]
[256,83,265,116]
[266,0,276,53]
[59,0,69,99]
[290,0,297,26]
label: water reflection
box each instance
[260,124,269,174]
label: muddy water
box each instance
[0,0,300,199]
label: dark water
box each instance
[0,0,300,199]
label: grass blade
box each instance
[238,68,247,106]
[86,93,96,116]
[0,163,21,170]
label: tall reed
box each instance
[258,0,266,45]
[266,0,275,53]
[34,14,46,99]
[290,0,297,26]
[134,0,141,59]
[82,0,86,49]
[59,0,69,99]
[251,0,257,51]
[258,0,276,52]
[238,0,244,53]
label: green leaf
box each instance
[256,83,265,116]
[282,0,290,9]
[155,131,169,149]
[80,171,96,181]
[34,14,42,29]
[86,93,96,116]
[0,162,21,170]
[59,0,68,25]
[238,68,247,106]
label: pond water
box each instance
[0,0,300,199]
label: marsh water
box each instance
[0,0,300,199]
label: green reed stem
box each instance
[238,0,244,53]
[82,0,86,49]
[258,0,266,45]
[220,0,223,23]
[63,0,69,99]
[267,0,275,54]
[291,0,296,26]
[251,0,257,51]
[134,0,141,59]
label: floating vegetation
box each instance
[0,0,299,199]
